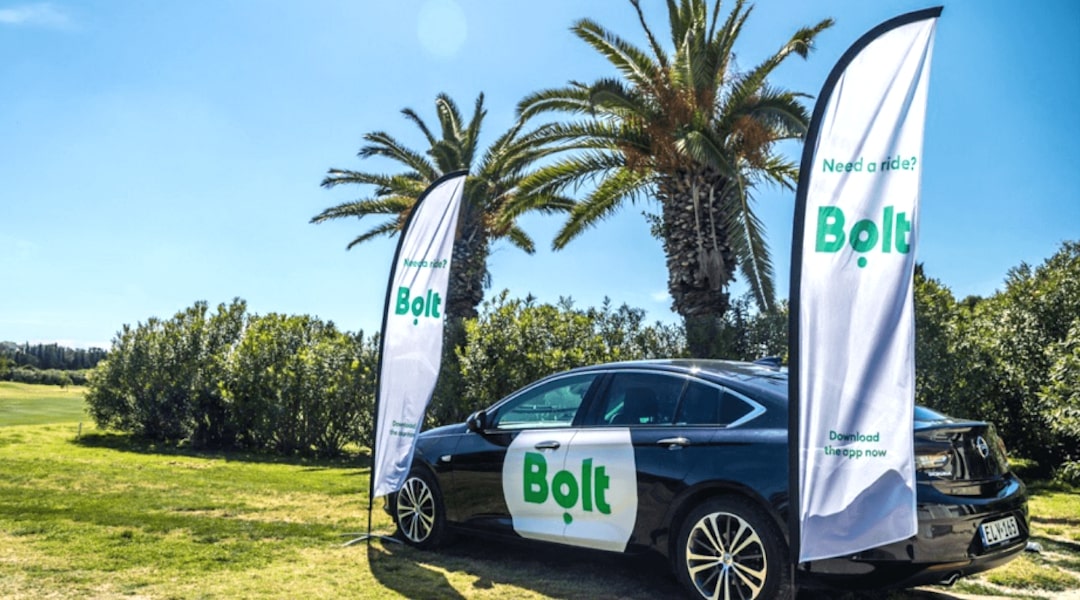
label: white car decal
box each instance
[502,429,637,552]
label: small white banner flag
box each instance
[790,9,940,563]
[371,171,465,499]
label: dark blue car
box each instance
[389,359,1029,599]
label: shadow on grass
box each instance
[369,533,684,600]
[73,430,371,471]
[367,542,466,600]
[367,533,978,600]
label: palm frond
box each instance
[528,120,651,151]
[721,181,775,311]
[667,0,689,51]
[630,0,669,68]
[461,92,486,167]
[737,87,812,140]
[310,196,415,224]
[587,77,651,118]
[435,93,466,144]
[401,107,437,147]
[358,132,439,180]
[345,219,404,249]
[711,0,751,88]
[754,154,800,191]
[553,167,650,249]
[518,84,594,118]
[320,169,398,190]
[430,139,464,174]
[503,225,536,254]
[719,15,832,123]
[499,191,577,228]
[572,18,661,91]
[788,18,835,59]
[517,151,628,198]
[676,130,735,177]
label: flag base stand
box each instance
[339,532,402,547]
[340,499,403,547]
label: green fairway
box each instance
[0,381,88,426]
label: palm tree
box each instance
[512,0,833,357]
[314,92,571,322]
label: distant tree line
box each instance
[0,342,107,370]
[0,342,106,387]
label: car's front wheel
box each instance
[674,496,789,599]
[393,468,451,549]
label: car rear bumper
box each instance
[799,474,1029,589]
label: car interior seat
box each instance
[614,386,659,425]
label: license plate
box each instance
[980,516,1020,547]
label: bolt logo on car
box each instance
[394,286,442,325]
[523,451,611,524]
[502,429,638,553]
[815,205,912,268]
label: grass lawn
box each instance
[0,381,88,426]
[1,383,1078,599]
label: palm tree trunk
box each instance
[446,221,488,321]
[429,220,489,428]
[657,169,738,357]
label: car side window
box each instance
[491,373,598,430]
[597,372,685,426]
[675,381,756,426]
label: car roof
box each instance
[567,358,789,401]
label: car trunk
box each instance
[914,420,1012,496]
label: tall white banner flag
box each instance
[789,9,940,563]
[372,171,465,499]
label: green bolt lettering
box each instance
[894,211,911,253]
[552,470,579,509]
[849,219,879,253]
[430,291,442,318]
[816,206,846,252]
[594,466,611,515]
[882,206,894,253]
[523,452,548,504]
[521,453,612,517]
[581,458,593,512]
[813,204,912,265]
[394,287,410,315]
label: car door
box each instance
[674,379,784,499]
[443,372,600,533]
[581,370,703,546]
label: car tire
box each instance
[674,496,790,600]
[393,468,452,550]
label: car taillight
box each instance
[915,449,954,478]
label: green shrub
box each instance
[456,291,685,412]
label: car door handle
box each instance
[534,441,561,451]
[657,437,690,449]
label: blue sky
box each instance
[2,0,1077,349]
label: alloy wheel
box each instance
[684,510,768,599]
[396,475,436,544]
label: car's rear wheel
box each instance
[393,469,451,549]
[674,496,789,599]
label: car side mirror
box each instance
[466,410,488,434]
